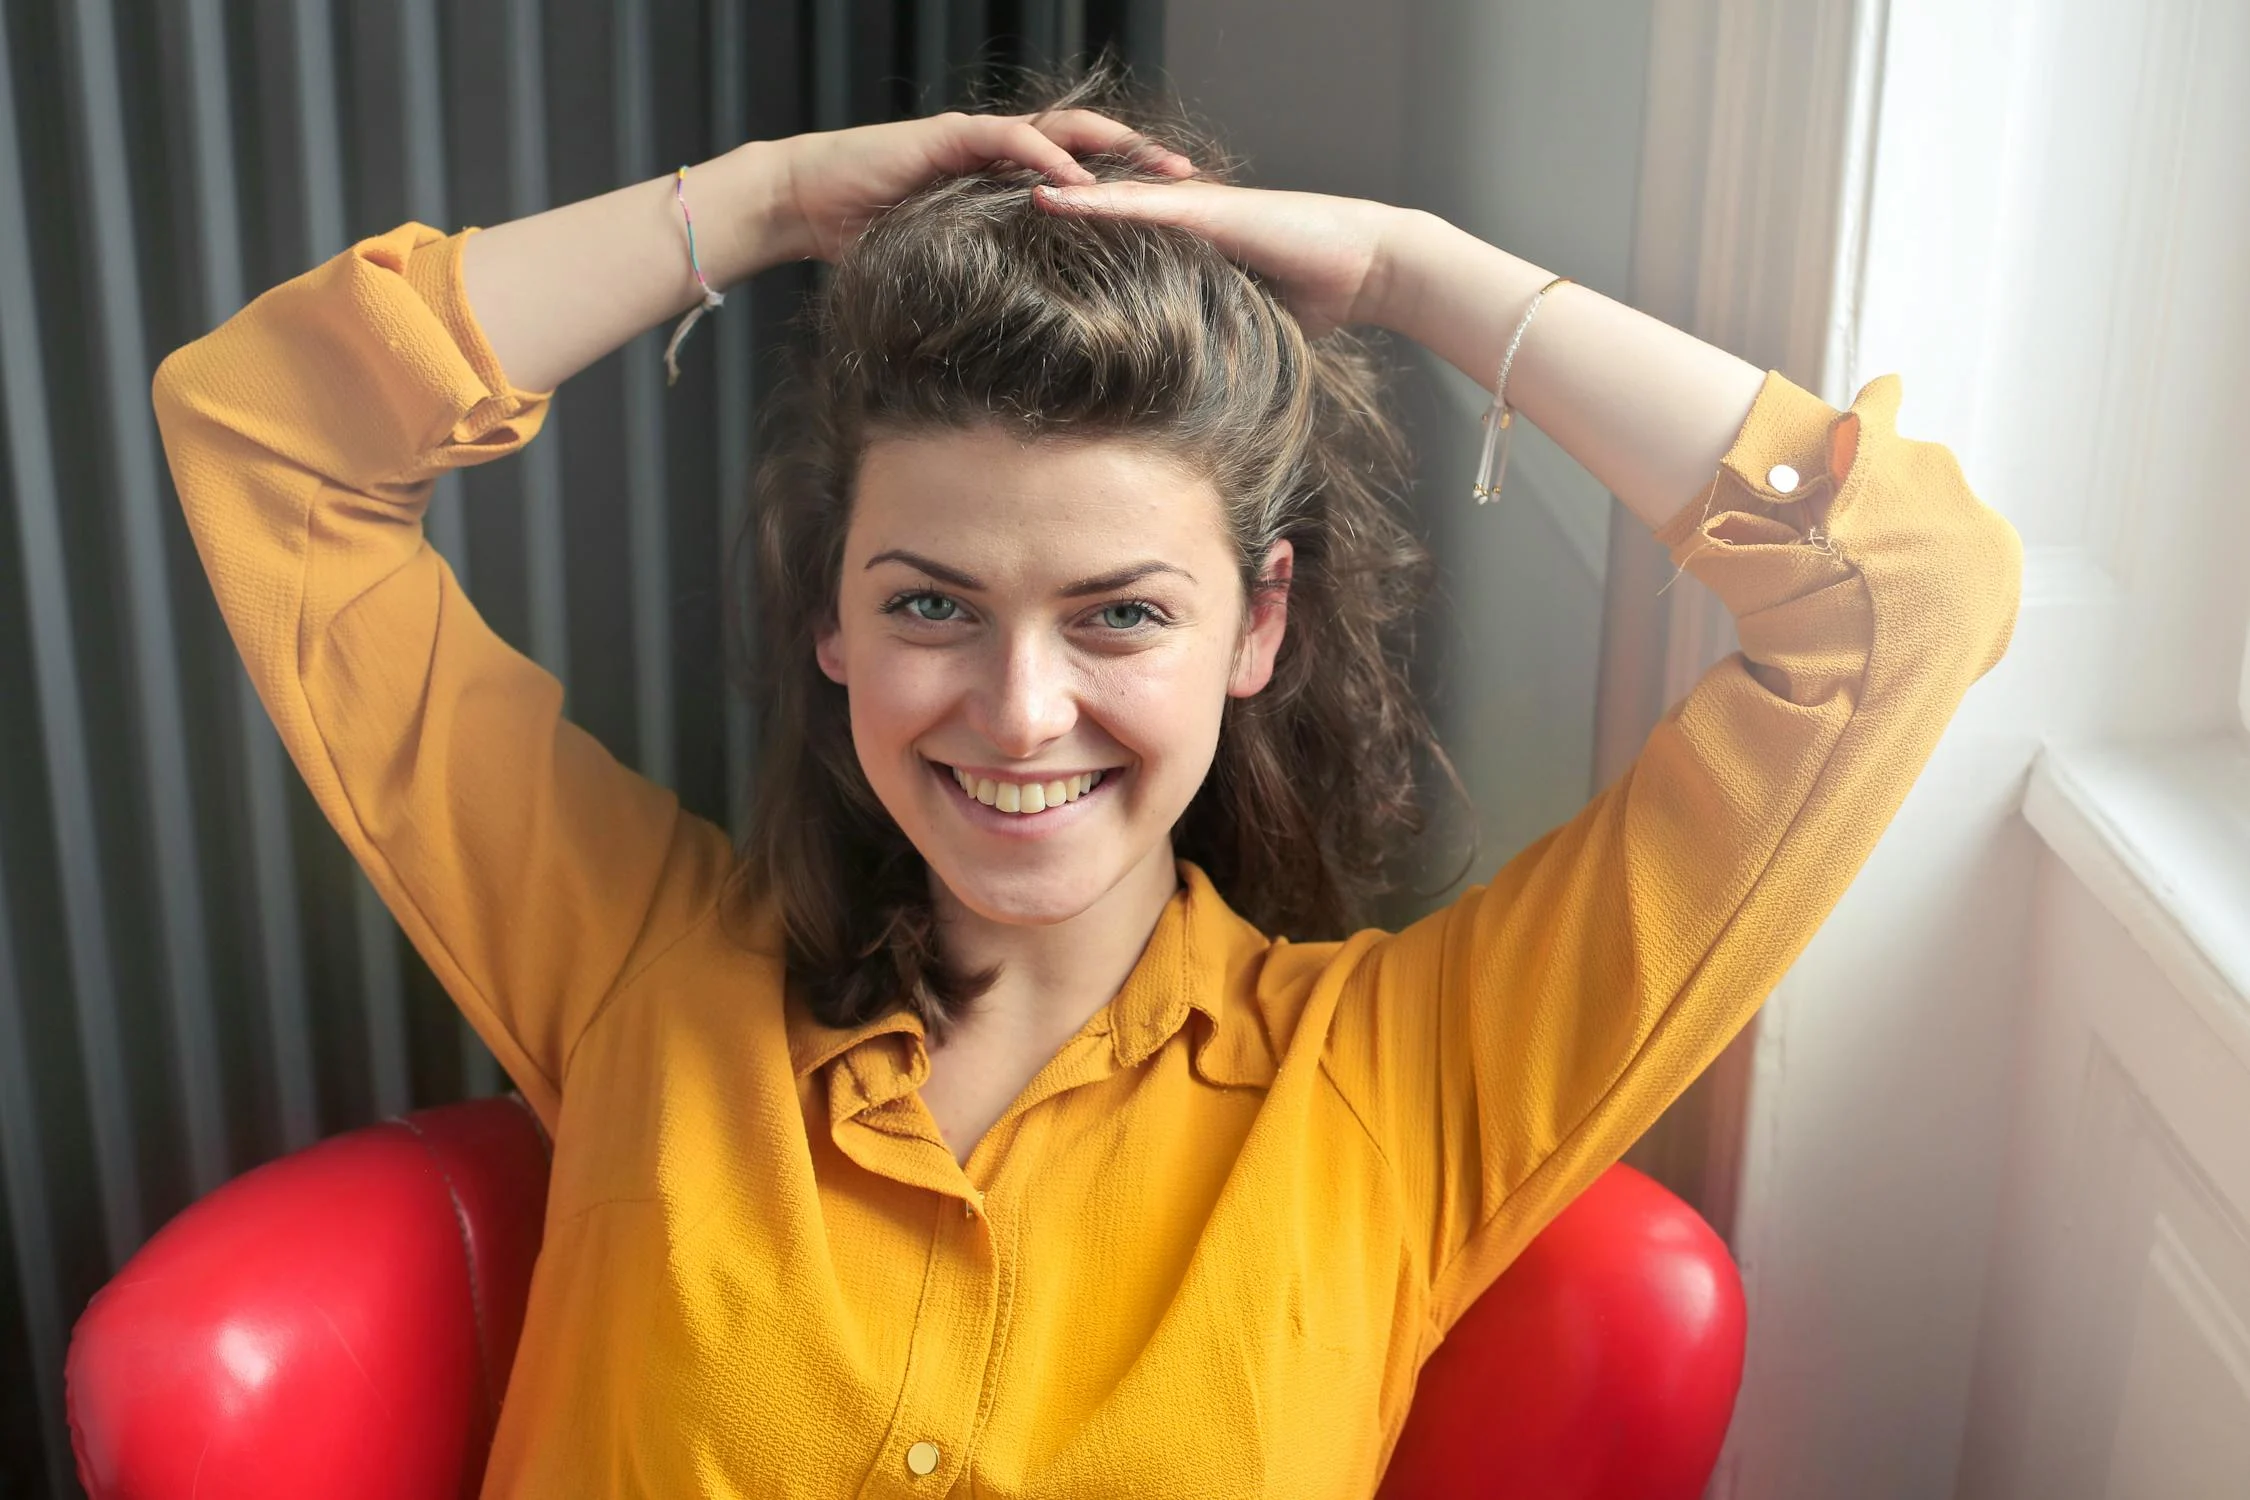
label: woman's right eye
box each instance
[898,592,959,622]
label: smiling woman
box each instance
[150,57,2018,1500]
[745,149,1439,1050]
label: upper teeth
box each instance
[950,767,1104,814]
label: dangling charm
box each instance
[1472,403,1517,504]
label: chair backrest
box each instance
[66,1098,1742,1499]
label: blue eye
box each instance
[1097,602,1153,630]
[886,591,960,623]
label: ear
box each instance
[1227,539,1294,698]
[815,624,849,686]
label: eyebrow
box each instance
[863,549,1196,596]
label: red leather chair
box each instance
[63,1098,1744,1498]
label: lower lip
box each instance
[928,760,1117,838]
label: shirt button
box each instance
[906,1441,941,1476]
[1766,463,1801,494]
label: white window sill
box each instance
[2023,733,2250,1072]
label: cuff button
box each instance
[1766,463,1801,495]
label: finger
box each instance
[1014,107,1197,177]
[1032,178,1235,233]
[925,113,1098,184]
[1035,178,1293,286]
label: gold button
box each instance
[1766,463,1800,494]
[906,1441,941,1476]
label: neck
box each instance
[928,843,1182,1054]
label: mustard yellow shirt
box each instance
[154,221,2022,1497]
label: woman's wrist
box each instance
[458,138,808,393]
[1363,209,1555,378]
[696,138,815,284]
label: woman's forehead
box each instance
[851,428,1230,575]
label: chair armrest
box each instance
[1379,1163,1747,1499]
[66,1097,549,1500]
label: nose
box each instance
[970,630,1078,759]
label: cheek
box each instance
[841,639,956,753]
[1082,641,1234,769]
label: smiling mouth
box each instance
[933,761,1112,816]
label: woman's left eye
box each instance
[1094,601,1157,630]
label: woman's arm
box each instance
[1037,177,2023,1332]
[159,111,1185,1122]
[155,226,676,1128]
[1033,182,1764,533]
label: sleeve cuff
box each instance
[397,225,558,416]
[1654,368,1862,554]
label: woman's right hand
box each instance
[770,109,1197,263]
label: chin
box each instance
[927,853,1129,929]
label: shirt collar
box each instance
[785,1002,926,1081]
[782,860,1275,1086]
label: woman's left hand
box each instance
[1033,178,1414,339]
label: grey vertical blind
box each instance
[0,1,1160,1492]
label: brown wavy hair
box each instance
[727,63,1449,1037]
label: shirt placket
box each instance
[860,1187,1002,1497]
[826,1015,1172,1496]
[827,1042,1002,1498]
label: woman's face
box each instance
[817,426,1291,929]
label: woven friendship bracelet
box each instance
[663,164,727,386]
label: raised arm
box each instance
[154,222,722,1130]
[158,111,1189,1125]
[1037,178,2025,1335]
